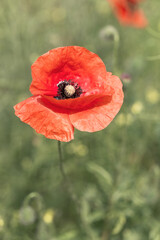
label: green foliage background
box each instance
[0,0,160,239]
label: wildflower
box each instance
[145,88,159,104]
[43,209,54,224]
[108,0,147,28]
[0,216,4,229]
[120,73,131,85]
[14,46,124,142]
[131,101,143,114]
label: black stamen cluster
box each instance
[55,80,82,100]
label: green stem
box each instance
[57,141,79,205]
[112,33,120,73]
[58,141,66,180]
[57,141,100,239]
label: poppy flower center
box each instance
[55,80,82,100]
[64,85,76,97]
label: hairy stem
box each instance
[57,141,79,205]
[112,32,120,73]
[57,141,100,239]
[58,141,66,180]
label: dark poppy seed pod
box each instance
[56,80,82,99]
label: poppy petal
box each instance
[44,83,114,111]
[117,8,147,27]
[69,75,124,132]
[14,96,74,142]
[108,0,147,28]
[129,10,147,28]
[30,46,108,97]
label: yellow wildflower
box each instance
[131,101,144,114]
[43,209,54,224]
[145,88,159,104]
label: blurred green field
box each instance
[0,0,160,239]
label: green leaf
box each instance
[87,163,113,187]
[112,215,126,235]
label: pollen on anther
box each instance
[64,85,76,97]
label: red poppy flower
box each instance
[14,46,124,142]
[108,0,147,28]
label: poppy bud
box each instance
[19,206,36,225]
[99,25,119,41]
[120,73,131,85]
